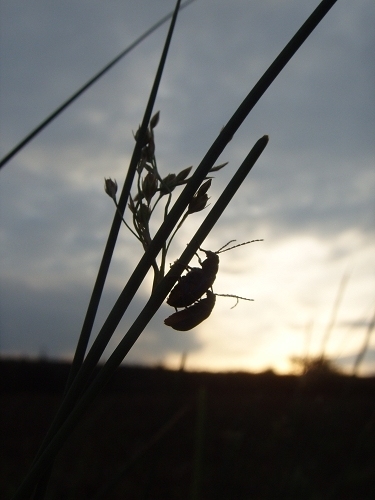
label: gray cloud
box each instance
[0,276,202,363]
[1,0,374,372]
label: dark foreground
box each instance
[1,359,375,499]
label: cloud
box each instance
[0,276,202,364]
[0,0,374,373]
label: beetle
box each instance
[166,250,219,308]
[164,291,216,331]
[166,239,262,309]
[164,290,254,331]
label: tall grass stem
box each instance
[13,0,339,496]
[65,0,183,390]
[13,136,268,499]
[30,1,184,497]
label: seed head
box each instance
[104,178,118,201]
[142,172,158,203]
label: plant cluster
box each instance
[106,114,260,332]
[105,111,227,289]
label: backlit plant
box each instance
[5,1,340,497]
[104,110,227,289]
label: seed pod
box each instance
[176,166,193,182]
[186,180,211,215]
[150,110,160,129]
[164,291,216,331]
[104,178,118,201]
[142,171,158,203]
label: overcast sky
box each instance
[1,0,374,375]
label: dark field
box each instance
[1,359,375,499]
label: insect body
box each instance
[164,239,262,331]
[164,291,216,331]
[167,240,261,309]
[166,250,219,308]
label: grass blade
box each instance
[0,0,196,170]
[13,136,268,499]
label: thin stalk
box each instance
[320,269,350,356]
[65,0,183,390]
[24,0,336,479]
[69,0,339,388]
[0,0,196,169]
[30,2,184,498]
[113,200,141,241]
[190,387,207,500]
[14,1,339,495]
[13,136,269,500]
[353,306,375,376]
[43,135,266,472]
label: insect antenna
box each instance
[215,293,254,309]
[216,240,237,253]
[199,240,236,254]
[217,239,263,254]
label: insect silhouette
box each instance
[164,239,262,331]
[164,291,216,331]
[166,239,262,309]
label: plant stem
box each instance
[190,387,207,500]
[14,0,339,495]
[28,2,185,498]
[0,0,196,169]
[65,0,184,390]
[13,135,268,500]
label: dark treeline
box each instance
[2,357,375,394]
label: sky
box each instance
[0,0,374,375]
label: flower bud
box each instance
[150,111,160,129]
[137,202,151,228]
[145,138,155,161]
[186,193,209,215]
[142,172,158,203]
[134,126,151,147]
[186,180,211,214]
[128,196,136,213]
[104,178,118,201]
[209,162,228,173]
[159,173,177,195]
[196,179,211,196]
[176,166,193,183]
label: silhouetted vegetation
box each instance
[4,3,368,498]
[2,359,375,499]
